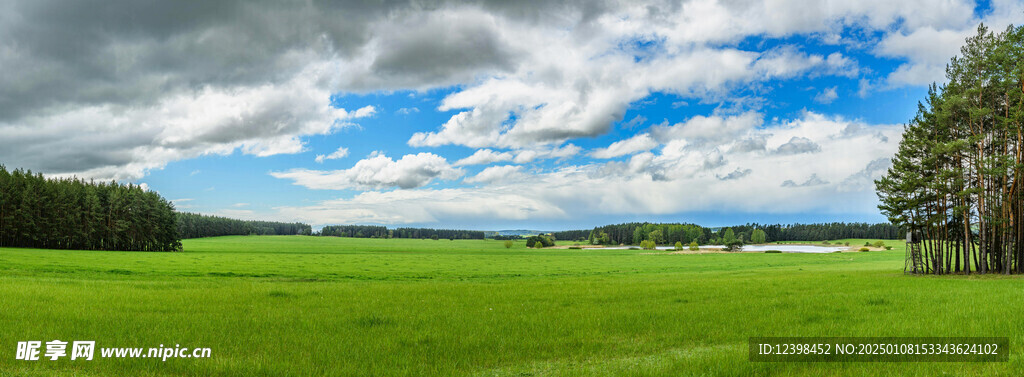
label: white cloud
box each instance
[876,2,1024,87]
[512,144,581,164]
[774,137,822,155]
[271,152,462,190]
[273,188,564,225]
[264,111,904,225]
[315,147,350,163]
[453,149,514,166]
[814,87,838,104]
[409,45,862,150]
[782,174,830,187]
[464,165,526,184]
[650,111,763,145]
[590,134,659,159]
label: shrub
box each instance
[822,241,830,245]
[503,240,513,249]
[859,247,870,252]
[844,242,850,246]
[568,246,582,250]
[689,241,699,251]
[534,242,545,249]
[764,250,782,253]
[884,246,893,250]
[864,242,871,246]
[832,250,842,253]
[640,240,657,250]
[724,240,744,252]
[674,241,684,250]
[628,247,640,250]
[525,235,555,248]
[872,241,886,248]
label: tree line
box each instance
[876,24,1024,274]
[586,222,712,245]
[725,223,900,243]
[316,225,485,240]
[176,212,311,239]
[0,166,181,251]
[563,221,900,246]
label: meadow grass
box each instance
[0,236,1021,376]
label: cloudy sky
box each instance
[2,0,1022,230]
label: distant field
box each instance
[1,236,1021,376]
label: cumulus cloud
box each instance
[315,147,350,163]
[774,137,822,155]
[271,152,462,190]
[260,110,907,225]
[453,149,514,166]
[782,174,830,187]
[650,111,763,145]
[273,188,565,225]
[717,168,753,181]
[814,87,839,104]
[512,144,582,163]
[876,1,1024,86]
[840,158,892,191]
[464,165,526,184]
[3,69,375,179]
[590,134,659,159]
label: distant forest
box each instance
[553,222,900,245]
[1,166,901,252]
[317,225,485,240]
[176,212,311,239]
[0,166,181,251]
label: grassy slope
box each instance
[0,236,1020,376]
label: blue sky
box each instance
[2,0,1022,230]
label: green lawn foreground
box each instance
[0,236,1021,376]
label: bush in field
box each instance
[885,246,893,250]
[674,241,683,250]
[525,235,554,248]
[872,241,885,248]
[568,246,581,249]
[822,241,830,245]
[689,241,699,251]
[859,247,870,252]
[845,242,850,246]
[765,250,782,253]
[864,242,871,246]
[640,240,657,250]
[724,240,744,252]
[503,240,513,249]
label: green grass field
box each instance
[1,236,1021,376]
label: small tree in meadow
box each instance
[674,241,683,250]
[751,229,766,244]
[504,240,513,249]
[640,240,657,250]
[689,241,699,251]
[872,240,886,248]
